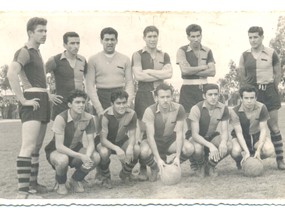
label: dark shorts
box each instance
[19,91,50,123]
[95,135,129,154]
[179,84,205,113]
[45,140,83,170]
[153,134,176,162]
[135,90,155,120]
[232,130,260,156]
[255,83,281,111]
[93,87,123,115]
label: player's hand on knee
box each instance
[80,154,93,165]
[22,98,40,111]
[49,94,63,105]
[218,143,228,158]
[254,150,261,160]
[172,156,180,167]
[209,145,220,162]
[241,151,250,165]
[125,147,134,164]
[115,147,126,162]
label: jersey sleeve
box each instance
[13,48,30,67]
[259,105,270,122]
[207,49,215,64]
[164,52,171,65]
[177,105,186,121]
[176,48,187,65]
[127,112,137,130]
[131,51,142,67]
[142,107,154,124]
[188,105,200,122]
[85,117,96,134]
[221,106,230,121]
[52,115,66,134]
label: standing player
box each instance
[46,32,87,120]
[45,90,100,195]
[85,27,135,182]
[96,90,140,188]
[7,17,49,198]
[230,86,274,169]
[140,83,194,180]
[189,84,231,177]
[238,26,285,170]
[132,25,173,180]
[176,24,216,171]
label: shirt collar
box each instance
[246,45,269,55]
[106,106,131,116]
[186,44,207,52]
[155,102,177,113]
[238,102,259,112]
[25,42,39,50]
[141,46,162,53]
[202,101,223,110]
[60,51,83,61]
[67,109,89,122]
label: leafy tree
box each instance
[0,64,11,92]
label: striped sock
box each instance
[30,153,39,186]
[180,153,190,163]
[99,159,111,179]
[122,158,138,175]
[271,131,284,161]
[17,156,31,193]
[141,154,158,170]
[139,158,147,171]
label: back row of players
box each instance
[7,17,285,198]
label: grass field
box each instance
[1,106,285,201]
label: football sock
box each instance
[122,158,138,175]
[17,156,31,193]
[142,154,158,170]
[30,153,39,186]
[271,131,284,161]
[56,173,67,184]
[99,159,111,179]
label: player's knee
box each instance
[140,140,151,159]
[262,141,275,158]
[91,152,101,166]
[182,140,195,157]
[98,147,110,161]
[133,144,141,158]
[231,143,242,159]
[53,154,69,170]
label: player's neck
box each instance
[69,110,81,121]
[65,51,77,60]
[251,44,264,53]
[190,43,200,51]
[27,40,40,49]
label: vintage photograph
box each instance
[0,1,285,210]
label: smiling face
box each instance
[203,89,219,107]
[248,32,264,49]
[29,25,47,45]
[112,97,128,116]
[64,36,80,56]
[143,31,158,49]
[68,97,86,115]
[101,34,117,54]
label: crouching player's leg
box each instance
[139,139,160,182]
[119,138,140,184]
[188,138,206,177]
[167,139,195,164]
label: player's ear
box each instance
[202,93,206,100]
[67,102,72,108]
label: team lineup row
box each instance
[6,17,285,198]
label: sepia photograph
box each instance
[0,0,285,212]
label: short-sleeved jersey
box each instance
[46,52,87,99]
[13,43,47,90]
[239,46,279,85]
[189,101,229,138]
[142,102,185,141]
[101,106,137,144]
[132,48,171,91]
[230,101,270,137]
[51,110,95,149]
[176,44,215,80]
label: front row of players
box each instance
[44,82,276,195]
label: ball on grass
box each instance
[242,157,264,177]
[160,164,182,185]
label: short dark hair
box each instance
[203,83,220,94]
[154,82,174,96]
[186,24,202,36]
[239,85,258,98]
[100,27,118,40]
[63,32,79,44]
[27,17,47,32]
[248,26,264,36]
[111,89,129,103]
[143,26,159,37]
[67,89,88,104]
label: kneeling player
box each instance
[140,83,194,181]
[189,84,231,177]
[230,85,274,169]
[45,90,100,195]
[96,90,140,188]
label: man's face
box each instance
[112,97,128,115]
[101,34,117,54]
[64,37,80,56]
[203,89,219,106]
[248,32,264,49]
[68,97,86,115]
[29,25,47,44]
[143,31,158,49]
[156,89,173,110]
[188,31,202,48]
[241,91,257,110]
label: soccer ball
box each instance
[160,164,182,185]
[242,157,264,177]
